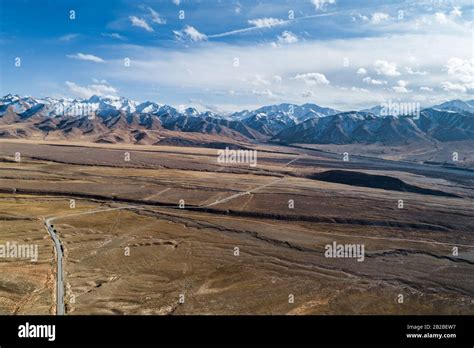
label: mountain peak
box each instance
[432,99,474,113]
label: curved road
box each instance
[43,206,134,315]
[44,217,65,315]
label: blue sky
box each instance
[1,0,473,111]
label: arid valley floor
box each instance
[0,139,473,315]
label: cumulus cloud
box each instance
[374,60,400,76]
[65,81,117,98]
[441,57,474,93]
[174,25,207,42]
[129,16,153,32]
[277,31,299,44]
[446,57,473,82]
[104,31,472,111]
[363,77,386,85]
[66,53,105,63]
[405,67,427,75]
[433,7,463,25]
[148,7,166,24]
[248,17,286,28]
[311,0,336,10]
[291,72,330,85]
[371,12,390,24]
[392,80,410,93]
[442,81,469,93]
[352,13,369,22]
[356,67,367,75]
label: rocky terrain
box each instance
[1,95,473,148]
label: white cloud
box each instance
[102,33,126,40]
[172,0,181,5]
[392,80,410,93]
[302,91,315,98]
[66,53,105,63]
[371,12,390,24]
[442,81,469,93]
[446,57,473,83]
[105,31,472,111]
[356,67,367,75]
[92,78,108,84]
[58,34,79,42]
[129,16,153,32]
[362,77,386,85]
[435,12,448,24]
[174,25,207,41]
[65,81,117,98]
[432,8,463,26]
[273,75,282,84]
[277,31,299,44]
[420,86,433,92]
[374,60,400,76]
[252,89,275,98]
[311,0,336,10]
[148,7,166,24]
[405,67,427,75]
[252,75,270,86]
[352,13,369,22]
[248,17,286,28]
[450,7,462,17]
[351,87,369,92]
[235,3,242,14]
[442,57,474,93]
[209,16,291,39]
[291,72,330,85]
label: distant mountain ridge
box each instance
[271,109,474,145]
[1,94,473,146]
[431,99,474,114]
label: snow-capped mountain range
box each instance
[0,94,337,122]
[272,108,474,145]
[1,94,473,146]
[0,94,205,119]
